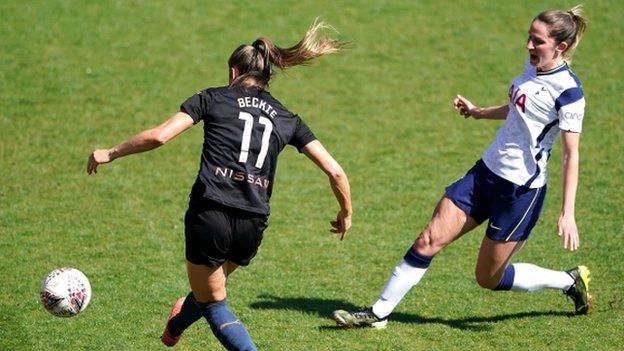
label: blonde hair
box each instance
[535,4,588,62]
[228,18,346,88]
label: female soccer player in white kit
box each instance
[333,5,590,328]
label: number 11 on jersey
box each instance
[238,111,273,169]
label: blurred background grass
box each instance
[1,0,622,350]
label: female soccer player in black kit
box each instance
[87,20,351,350]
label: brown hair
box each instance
[228,18,346,89]
[535,4,588,62]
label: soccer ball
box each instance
[40,267,92,317]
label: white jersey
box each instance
[482,60,585,188]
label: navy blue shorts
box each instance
[184,198,268,267]
[445,160,546,242]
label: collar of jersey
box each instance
[536,62,568,76]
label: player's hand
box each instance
[557,212,579,251]
[87,149,114,175]
[330,209,352,241]
[453,94,478,118]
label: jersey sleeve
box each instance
[556,87,585,133]
[180,90,213,124]
[288,116,317,152]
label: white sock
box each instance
[511,263,574,292]
[371,259,428,318]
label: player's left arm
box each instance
[87,111,195,174]
[302,140,352,240]
[557,130,581,251]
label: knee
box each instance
[193,286,227,303]
[414,228,444,256]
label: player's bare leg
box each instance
[161,261,223,347]
[475,237,524,289]
[187,261,256,350]
[186,261,227,302]
[475,237,591,314]
[475,237,592,314]
[333,196,479,328]
[224,261,239,278]
[413,196,480,256]
[162,262,256,349]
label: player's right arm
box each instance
[453,94,509,120]
[302,140,352,240]
[87,111,195,174]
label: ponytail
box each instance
[229,18,346,88]
[565,5,588,61]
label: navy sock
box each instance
[169,292,203,337]
[403,246,433,268]
[493,265,516,291]
[198,299,257,351]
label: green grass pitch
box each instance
[1,0,623,350]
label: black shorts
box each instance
[184,198,268,267]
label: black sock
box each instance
[169,292,203,337]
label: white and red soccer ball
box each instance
[40,267,91,317]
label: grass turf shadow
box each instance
[250,294,573,331]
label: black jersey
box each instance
[181,85,316,215]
